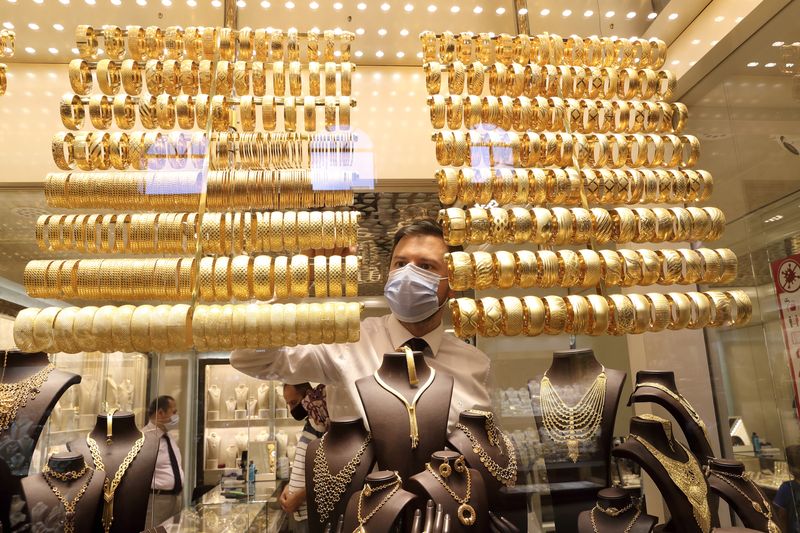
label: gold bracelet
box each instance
[346,301,361,342]
[686,291,711,329]
[543,296,567,335]
[345,255,359,297]
[284,303,298,347]
[289,254,309,297]
[478,297,503,337]
[585,294,610,336]
[521,296,545,337]
[321,302,336,344]
[607,294,634,335]
[327,255,343,297]
[451,298,479,338]
[500,296,524,336]
[564,294,589,335]
[307,303,323,344]
[627,293,652,334]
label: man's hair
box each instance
[390,218,460,259]
[147,395,175,418]
[787,444,800,469]
[283,382,313,395]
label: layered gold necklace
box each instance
[425,457,476,526]
[42,463,94,533]
[455,410,517,487]
[87,431,146,533]
[0,352,55,431]
[629,433,711,533]
[373,368,436,449]
[312,432,372,523]
[634,381,709,438]
[539,367,607,462]
[708,469,780,533]
[354,472,402,533]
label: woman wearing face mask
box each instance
[231,218,491,430]
[144,395,184,526]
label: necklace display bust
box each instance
[707,459,780,532]
[577,488,656,533]
[342,470,417,533]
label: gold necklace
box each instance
[708,469,780,533]
[630,434,711,533]
[42,461,89,482]
[539,367,607,462]
[634,382,709,438]
[0,352,55,431]
[42,466,94,533]
[591,501,641,533]
[454,421,517,487]
[313,432,372,523]
[354,472,401,533]
[87,431,146,533]
[425,459,476,526]
[373,368,436,449]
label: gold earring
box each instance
[454,456,467,473]
[439,457,452,478]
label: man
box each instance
[232,218,491,427]
[144,395,184,527]
[279,382,329,532]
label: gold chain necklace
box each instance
[43,461,89,482]
[425,460,476,526]
[373,368,436,449]
[354,472,401,533]
[708,469,780,533]
[87,431,146,533]
[313,432,372,523]
[539,367,607,462]
[590,501,641,533]
[634,382,709,438]
[455,421,517,487]
[0,352,55,431]
[630,434,711,533]
[42,466,94,533]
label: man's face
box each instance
[283,385,304,410]
[389,234,454,305]
[156,399,177,426]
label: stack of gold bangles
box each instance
[436,167,712,206]
[439,206,725,246]
[44,170,355,210]
[0,29,13,96]
[74,25,354,63]
[427,95,687,133]
[36,210,360,254]
[14,301,362,353]
[69,57,354,98]
[450,291,751,338]
[25,255,361,300]
[432,130,700,168]
[445,248,737,291]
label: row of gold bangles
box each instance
[420,32,667,70]
[75,25,354,63]
[428,95,687,134]
[444,247,737,291]
[69,58,354,98]
[59,93,353,133]
[450,290,751,338]
[433,131,700,169]
[14,301,362,354]
[44,170,356,210]
[424,62,675,101]
[437,167,712,207]
[52,130,355,171]
[0,64,6,97]
[36,210,360,254]
[0,29,13,58]
[439,205,725,246]
[24,254,361,301]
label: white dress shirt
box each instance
[231,313,492,429]
[145,422,185,491]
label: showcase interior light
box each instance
[540,8,549,16]
[648,12,657,19]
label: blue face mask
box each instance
[384,263,448,323]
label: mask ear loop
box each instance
[399,345,419,387]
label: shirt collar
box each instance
[386,313,444,357]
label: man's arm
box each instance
[230,344,340,385]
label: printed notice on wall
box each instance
[772,255,800,418]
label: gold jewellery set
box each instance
[354,472,402,533]
[41,459,95,533]
[25,254,360,301]
[454,409,518,487]
[590,499,642,533]
[0,29,12,96]
[0,351,56,431]
[312,432,373,524]
[706,468,779,533]
[426,455,477,526]
[35,210,359,255]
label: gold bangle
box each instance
[451,298,478,338]
[543,295,567,335]
[618,249,643,287]
[522,296,546,337]
[564,294,590,335]
[500,296,524,336]
[344,255,359,297]
[73,305,99,352]
[493,251,516,290]
[289,254,309,297]
[110,304,136,353]
[665,292,692,330]
[91,305,116,352]
[705,291,732,327]
[149,304,172,352]
[306,303,323,344]
[627,293,652,334]
[283,303,298,347]
[327,255,343,297]
[585,294,610,336]
[320,302,336,344]
[478,297,503,337]
[607,293,635,335]
[269,303,285,347]
[52,306,80,354]
[273,256,289,299]
[446,251,473,291]
[472,251,494,290]
[578,249,602,287]
[686,291,711,329]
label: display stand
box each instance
[447,410,526,531]
[21,452,104,532]
[528,349,626,533]
[612,416,711,533]
[355,350,453,480]
[342,470,418,533]
[577,488,656,533]
[706,459,780,532]
[306,417,376,533]
[406,450,489,533]
[68,412,159,533]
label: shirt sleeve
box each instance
[230,344,343,385]
[775,481,792,508]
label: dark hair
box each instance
[390,218,460,258]
[283,382,312,395]
[147,395,175,418]
[787,444,800,469]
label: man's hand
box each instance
[278,486,306,514]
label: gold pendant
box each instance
[362,485,372,497]
[353,525,366,533]
[457,503,476,526]
[768,519,780,533]
[567,440,580,462]
[752,501,763,513]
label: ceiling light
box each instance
[472,5,481,13]
[33,0,43,3]
[647,12,657,19]
[583,9,592,17]
[48,47,58,54]
[747,61,758,67]
[427,3,435,11]
[378,28,387,36]
[2,22,12,29]
[416,51,423,58]
[765,62,776,68]
[561,9,571,16]
[355,27,365,35]
[85,0,95,4]
[110,0,121,4]
[626,11,636,18]
[354,50,363,57]
[380,2,390,10]
[396,51,405,58]
[404,2,413,11]
[52,23,64,30]
[714,15,724,22]
[787,63,795,68]
[376,50,384,57]
[163,0,173,5]
[399,28,409,36]
[765,215,783,223]
[518,7,527,14]
[284,0,294,7]
[59,0,69,3]
[309,1,318,7]
[25,47,35,54]
[450,5,459,12]
[71,47,78,54]
[495,6,504,14]
[188,0,197,5]
[668,12,678,20]
[773,41,785,47]
[540,8,549,16]
[671,59,680,65]
[137,0,147,5]
[605,10,614,18]
[260,0,270,6]
[333,1,342,8]
[28,23,39,30]
[691,39,700,45]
